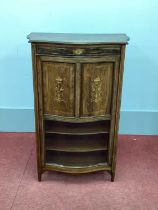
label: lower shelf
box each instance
[45,150,107,167]
[44,162,111,173]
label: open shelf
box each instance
[45,120,110,135]
[45,133,108,152]
[44,162,111,173]
[44,119,109,172]
[45,150,107,167]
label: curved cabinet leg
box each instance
[111,171,115,182]
[38,171,42,182]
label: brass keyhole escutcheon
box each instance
[73,49,84,55]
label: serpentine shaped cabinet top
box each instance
[27,33,129,181]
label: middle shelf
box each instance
[45,133,108,152]
[46,150,107,167]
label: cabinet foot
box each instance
[38,173,42,182]
[111,171,115,182]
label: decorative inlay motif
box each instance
[55,77,64,102]
[91,77,102,103]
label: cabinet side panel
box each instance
[108,59,119,165]
[31,44,42,179]
[42,62,75,116]
[112,45,126,176]
[80,62,114,116]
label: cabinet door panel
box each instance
[80,62,114,116]
[42,62,75,116]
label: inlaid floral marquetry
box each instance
[91,77,102,103]
[55,77,64,102]
[42,62,75,116]
[81,62,114,116]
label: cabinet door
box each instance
[41,61,75,116]
[80,62,115,117]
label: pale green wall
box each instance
[0,0,158,134]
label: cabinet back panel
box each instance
[42,62,75,116]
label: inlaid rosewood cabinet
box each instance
[27,33,129,181]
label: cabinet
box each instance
[27,33,129,181]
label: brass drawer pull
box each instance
[73,49,84,55]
